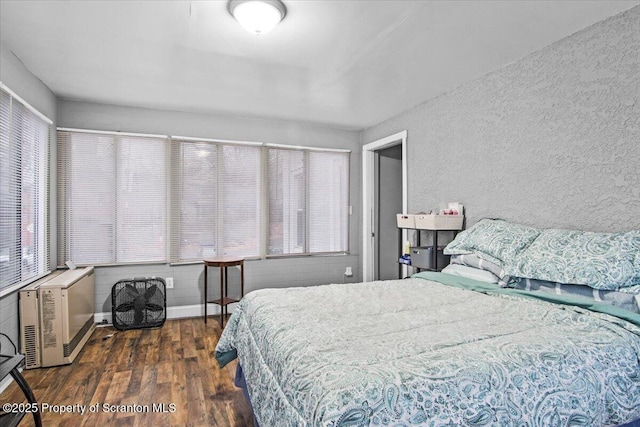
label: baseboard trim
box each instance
[94,303,238,325]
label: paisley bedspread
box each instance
[215,273,640,426]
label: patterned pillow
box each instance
[508,229,640,291]
[511,278,640,314]
[632,238,640,285]
[441,264,500,284]
[450,254,512,287]
[444,219,540,266]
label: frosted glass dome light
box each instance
[229,0,287,35]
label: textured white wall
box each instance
[363,6,640,232]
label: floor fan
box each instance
[111,278,167,330]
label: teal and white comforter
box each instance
[216,273,640,426]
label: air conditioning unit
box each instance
[19,267,96,369]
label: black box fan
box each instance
[111,278,167,330]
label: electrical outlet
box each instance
[165,277,174,289]
[344,267,353,277]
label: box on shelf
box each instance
[410,246,450,270]
[398,255,412,265]
[415,214,464,230]
[396,214,416,228]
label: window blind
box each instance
[0,87,50,294]
[267,148,349,255]
[57,130,167,265]
[308,151,349,253]
[268,148,305,255]
[170,139,261,262]
[57,128,349,265]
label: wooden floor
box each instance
[1,318,254,427]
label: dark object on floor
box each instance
[0,334,43,427]
[111,278,166,330]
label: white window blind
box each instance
[308,151,349,253]
[170,140,261,262]
[0,87,50,294]
[57,130,167,265]
[268,148,305,255]
[58,128,349,265]
[268,148,349,255]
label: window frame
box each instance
[56,128,351,267]
[0,83,52,297]
[265,146,350,257]
[57,129,169,267]
[169,137,264,263]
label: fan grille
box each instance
[111,278,167,330]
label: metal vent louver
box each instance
[23,325,38,368]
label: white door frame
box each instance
[362,130,408,282]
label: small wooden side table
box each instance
[203,257,244,328]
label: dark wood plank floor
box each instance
[1,318,254,427]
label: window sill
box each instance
[0,271,52,299]
[51,252,354,271]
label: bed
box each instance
[216,220,640,426]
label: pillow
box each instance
[633,237,640,284]
[441,264,500,284]
[450,254,512,287]
[511,278,640,314]
[508,229,640,291]
[444,218,540,266]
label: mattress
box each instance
[216,272,640,426]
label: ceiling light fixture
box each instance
[228,0,286,35]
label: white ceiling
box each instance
[1,0,638,130]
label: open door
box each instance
[375,145,403,280]
[362,131,407,282]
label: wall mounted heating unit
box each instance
[19,267,95,369]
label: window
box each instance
[57,129,350,266]
[307,151,349,253]
[57,131,167,265]
[268,148,305,254]
[268,148,349,255]
[0,86,50,295]
[170,139,262,262]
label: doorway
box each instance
[362,131,407,282]
[375,145,403,280]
